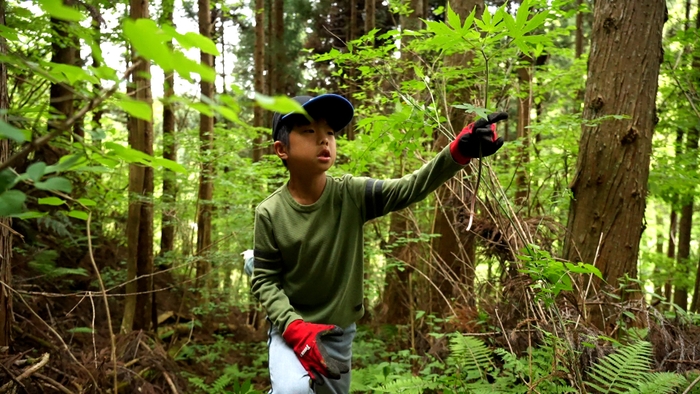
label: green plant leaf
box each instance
[254,93,310,119]
[68,210,89,220]
[182,32,221,55]
[38,197,65,206]
[0,169,17,193]
[0,120,28,143]
[116,98,153,121]
[39,0,84,21]
[446,2,460,29]
[45,154,84,174]
[123,18,173,68]
[34,177,72,193]
[0,190,26,216]
[77,198,97,206]
[152,157,187,174]
[26,162,47,182]
[11,211,48,220]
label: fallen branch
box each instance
[0,352,50,393]
[35,372,76,394]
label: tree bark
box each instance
[252,0,265,162]
[161,0,176,256]
[564,0,666,315]
[272,0,284,95]
[0,0,12,349]
[689,1,700,313]
[122,0,154,333]
[196,0,214,285]
[364,0,375,34]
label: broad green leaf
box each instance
[189,102,214,117]
[104,142,151,164]
[0,190,26,216]
[38,197,65,206]
[0,120,27,142]
[91,65,118,81]
[34,177,72,193]
[171,51,215,82]
[116,98,153,121]
[123,19,173,68]
[39,0,84,21]
[45,154,84,174]
[50,63,97,85]
[181,32,221,56]
[11,211,47,220]
[68,210,89,220]
[152,157,187,174]
[77,198,97,206]
[0,169,17,193]
[0,25,19,41]
[26,162,47,182]
[254,93,310,119]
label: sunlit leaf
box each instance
[181,32,221,56]
[67,210,89,220]
[254,93,309,118]
[123,18,173,68]
[116,98,153,121]
[38,197,65,206]
[77,198,97,206]
[34,177,72,193]
[152,157,187,174]
[39,0,84,21]
[11,211,48,220]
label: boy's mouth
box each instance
[318,149,331,162]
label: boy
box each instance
[251,94,505,393]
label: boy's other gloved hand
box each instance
[282,319,349,385]
[450,112,508,164]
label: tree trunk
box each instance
[428,0,482,314]
[196,0,214,285]
[0,0,12,349]
[364,0,375,34]
[377,211,415,324]
[564,0,665,318]
[273,0,284,95]
[252,0,265,162]
[122,0,154,333]
[161,0,176,256]
[689,2,700,313]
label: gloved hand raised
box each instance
[282,319,349,385]
[450,112,508,164]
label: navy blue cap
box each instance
[272,94,354,141]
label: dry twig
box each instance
[0,352,50,393]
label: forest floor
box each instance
[3,239,700,393]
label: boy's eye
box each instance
[328,131,335,136]
[304,129,314,133]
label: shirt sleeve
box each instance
[363,146,466,221]
[250,209,302,332]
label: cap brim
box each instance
[280,94,354,132]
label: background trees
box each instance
[1,0,700,392]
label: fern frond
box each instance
[447,334,493,381]
[585,341,653,394]
[632,372,686,394]
[376,376,432,393]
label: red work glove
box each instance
[449,112,508,164]
[282,320,349,384]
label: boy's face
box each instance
[276,118,337,175]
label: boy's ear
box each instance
[274,140,288,160]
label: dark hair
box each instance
[275,116,311,168]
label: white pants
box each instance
[267,322,356,394]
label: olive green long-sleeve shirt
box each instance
[251,146,465,332]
